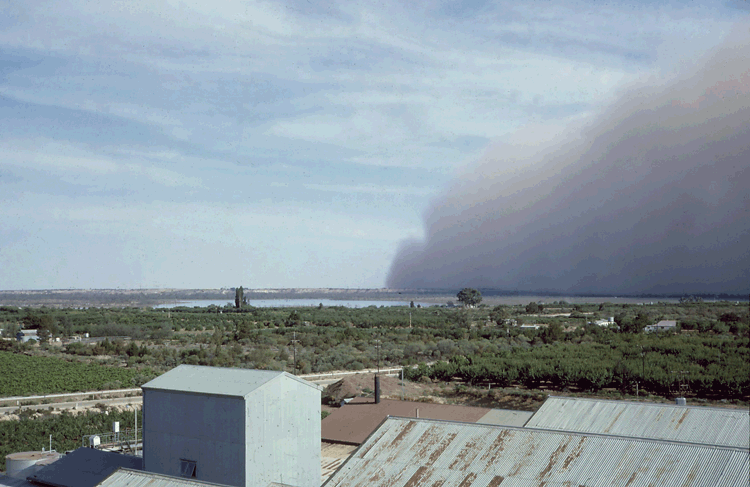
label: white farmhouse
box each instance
[16,329,38,342]
[645,320,678,333]
[142,365,321,487]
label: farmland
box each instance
[0,352,154,397]
[0,299,747,402]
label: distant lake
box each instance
[155,299,437,309]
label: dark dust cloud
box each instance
[387,31,750,295]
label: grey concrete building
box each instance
[142,365,321,487]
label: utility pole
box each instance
[640,346,645,378]
[291,331,299,375]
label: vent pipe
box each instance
[416,408,419,418]
[374,376,381,404]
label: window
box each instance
[179,459,197,478]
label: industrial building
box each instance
[525,396,750,448]
[323,416,750,487]
[2,364,749,487]
[142,365,321,487]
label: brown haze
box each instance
[387,29,750,295]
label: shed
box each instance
[142,365,321,487]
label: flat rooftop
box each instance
[322,397,532,444]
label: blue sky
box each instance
[0,1,746,290]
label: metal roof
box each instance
[476,409,533,427]
[324,417,750,487]
[0,475,34,487]
[525,396,750,448]
[141,365,320,398]
[96,468,232,486]
[27,447,142,487]
[322,398,495,444]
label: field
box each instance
[0,352,155,397]
[0,299,747,401]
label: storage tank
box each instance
[5,451,61,479]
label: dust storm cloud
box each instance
[387,32,750,295]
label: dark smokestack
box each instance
[374,376,381,404]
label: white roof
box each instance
[141,365,319,398]
[652,320,677,327]
[525,396,750,448]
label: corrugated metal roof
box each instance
[322,442,358,484]
[476,409,534,427]
[27,447,142,487]
[525,396,750,448]
[96,468,233,486]
[324,417,750,487]
[141,365,319,398]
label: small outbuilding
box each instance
[142,365,321,487]
[645,320,677,333]
[15,330,38,343]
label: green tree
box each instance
[525,302,540,314]
[543,322,564,343]
[489,306,508,325]
[2,322,20,339]
[456,288,482,308]
[235,286,244,309]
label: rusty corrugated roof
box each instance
[324,417,750,487]
[525,396,750,448]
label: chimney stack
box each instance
[374,376,381,404]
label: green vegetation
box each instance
[0,408,141,470]
[405,334,748,398]
[0,300,747,401]
[0,352,155,396]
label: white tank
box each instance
[5,451,60,479]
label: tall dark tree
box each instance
[456,288,482,308]
[235,286,244,309]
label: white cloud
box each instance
[1,139,203,188]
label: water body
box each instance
[155,299,437,309]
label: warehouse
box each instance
[524,396,750,448]
[324,416,750,487]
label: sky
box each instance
[0,1,748,292]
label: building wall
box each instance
[143,389,245,486]
[245,378,321,487]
